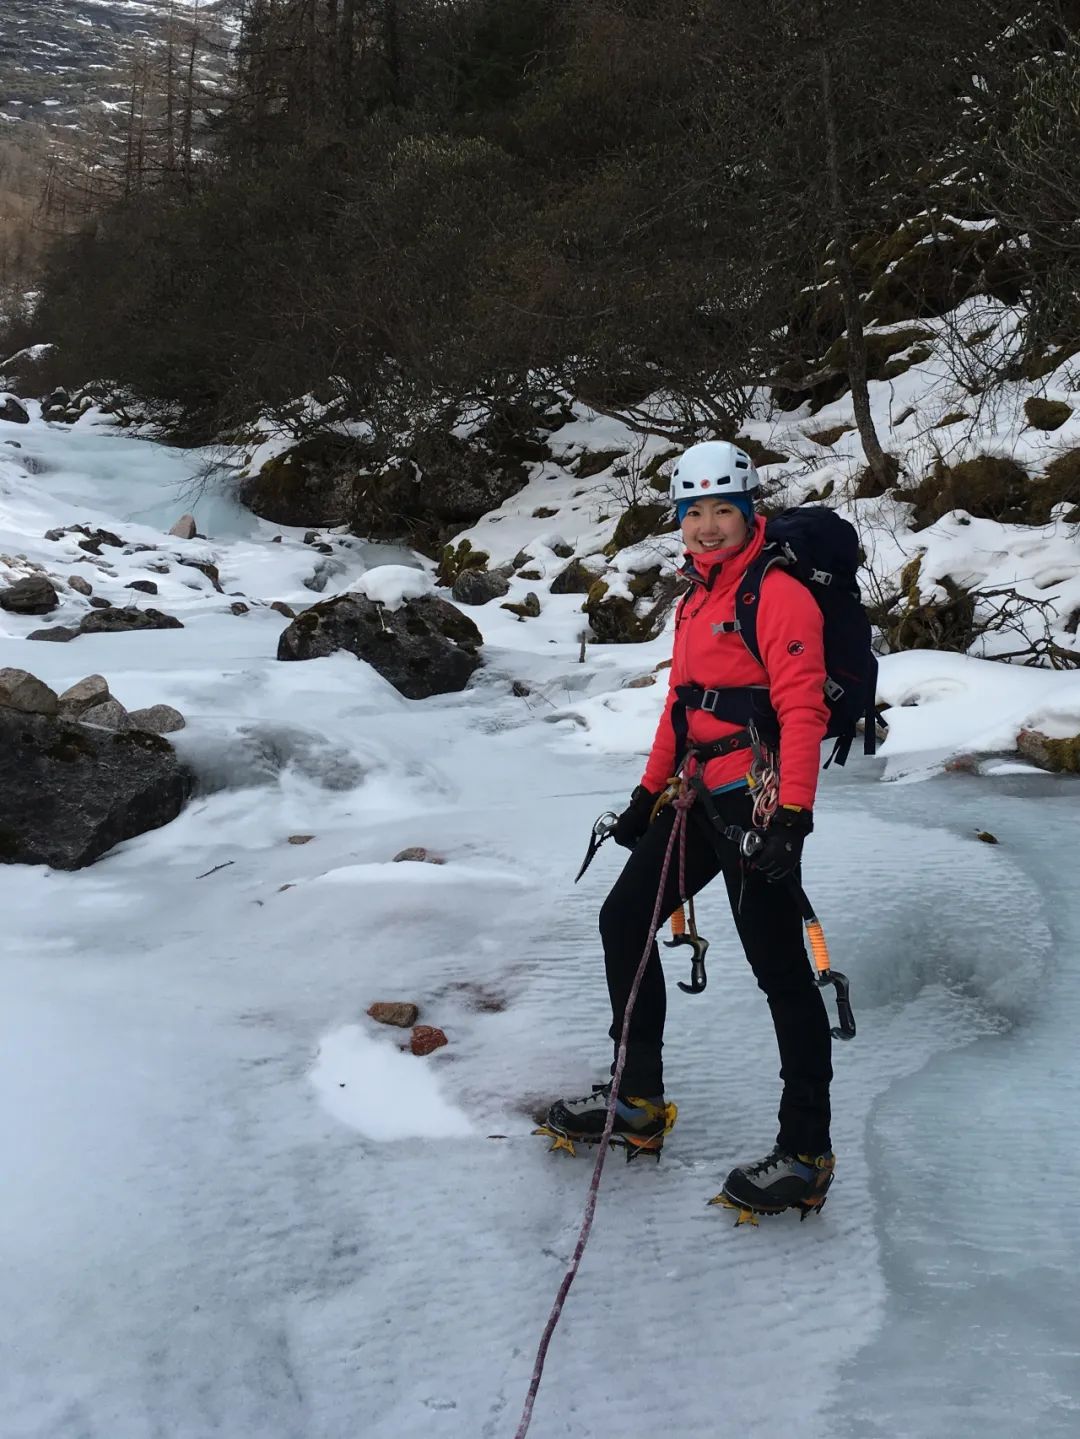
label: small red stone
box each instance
[410,1025,448,1056]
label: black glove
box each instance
[749,806,813,881]
[611,785,657,849]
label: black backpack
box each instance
[677,506,880,767]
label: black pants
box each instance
[599,787,832,1155]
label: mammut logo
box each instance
[741,591,756,606]
[788,640,805,655]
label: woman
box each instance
[545,440,836,1218]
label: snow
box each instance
[2,391,1080,1438]
[348,563,432,609]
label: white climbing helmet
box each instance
[669,440,760,506]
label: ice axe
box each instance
[574,810,618,884]
[730,826,855,1040]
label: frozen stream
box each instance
[2,406,1079,1437]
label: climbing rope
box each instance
[513,784,694,1439]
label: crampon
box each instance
[708,1149,835,1226]
[533,1089,678,1164]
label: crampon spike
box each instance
[708,1194,760,1226]
[532,1125,577,1157]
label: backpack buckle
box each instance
[824,677,845,702]
[810,568,833,585]
[699,688,721,713]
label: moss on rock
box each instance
[1024,397,1073,432]
[733,435,789,466]
[1017,730,1080,774]
[904,455,1031,527]
[807,424,854,448]
[1030,449,1080,523]
[437,539,489,587]
[603,502,672,557]
[572,448,628,479]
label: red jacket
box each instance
[641,517,829,810]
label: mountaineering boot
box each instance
[538,1082,677,1159]
[711,1145,835,1223]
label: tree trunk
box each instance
[384,0,402,106]
[814,0,892,488]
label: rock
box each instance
[0,345,57,399]
[623,674,657,688]
[80,607,183,634]
[368,1001,420,1028]
[58,674,110,715]
[74,527,123,550]
[410,1025,449,1056]
[0,709,192,869]
[80,699,134,732]
[270,601,296,619]
[88,596,113,609]
[287,834,314,845]
[241,435,355,528]
[550,559,595,595]
[68,576,93,596]
[943,753,979,775]
[1024,398,1072,432]
[511,680,531,698]
[27,626,79,643]
[518,567,543,581]
[230,601,250,615]
[126,580,159,596]
[177,558,222,591]
[127,704,186,735]
[1016,728,1080,773]
[277,593,482,700]
[304,531,319,544]
[78,538,103,555]
[0,395,30,425]
[451,568,511,605]
[0,575,60,615]
[393,846,445,864]
[500,591,541,620]
[168,514,197,540]
[583,574,679,644]
[0,668,59,715]
[146,562,170,574]
[313,543,334,555]
[353,424,537,551]
[975,830,999,844]
[551,541,575,560]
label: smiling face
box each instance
[680,497,750,555]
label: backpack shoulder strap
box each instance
[734,552,785,669]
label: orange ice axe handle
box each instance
[725,824,856,1041]
[804,915,855,1040]
[664,908,709,995]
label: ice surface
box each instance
[1,403,1079,1438]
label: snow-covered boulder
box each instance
[0,394,29,425]
[0,710,192,869]
[276,592,482,700]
